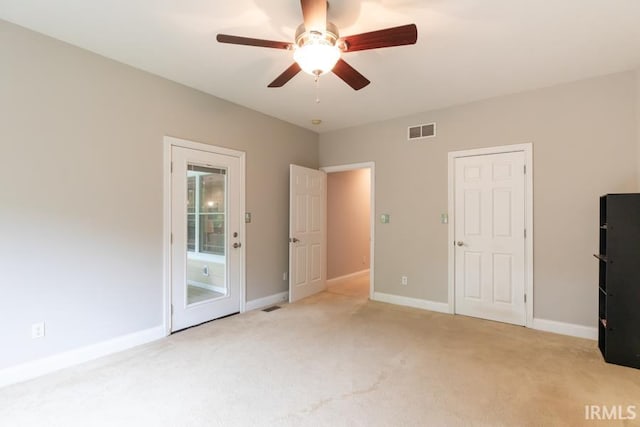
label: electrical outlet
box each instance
[31,322,45,339]
[401,276,408,285]
[283,272,288,281]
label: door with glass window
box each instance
[171,145,242,331]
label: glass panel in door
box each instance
[186,164,227,306]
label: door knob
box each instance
[233,242,242,249]
[456,241,464,247]
[289,237,300,243]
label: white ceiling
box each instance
[2,0,640,133]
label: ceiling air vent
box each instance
[408,123,436,141]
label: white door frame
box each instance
[320,162,376,299]
[447,143,533,327]
[163,136,246,335]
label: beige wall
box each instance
[319,71,638,327]
[0,20,318,369]
[327,169,371,279]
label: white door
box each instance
[454,151,526,325]
[171,145,243,331]
[289,165,327,302]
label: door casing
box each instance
[163,136,246,335]
[447,143,533,327]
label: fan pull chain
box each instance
[315,75,320,104]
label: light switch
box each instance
[380,214,390,224]
[441,213,448,224]
[245,212,252,223]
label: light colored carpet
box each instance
[327,272,370,298]
[1,276,639,426]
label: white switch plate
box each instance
[401,276,408,285]
[31,322,45,339]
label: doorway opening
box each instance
[322,163,375,299]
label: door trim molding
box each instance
[447,143,534,327]
[163,136,246,336]
[321,162,376,300]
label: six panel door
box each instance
[454,151,526,325]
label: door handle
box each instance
[233,242,242,249]
[289,237,299,243]
[456,241,464,247]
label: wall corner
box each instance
[637,69,640,191]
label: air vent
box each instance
[408,122,436,141]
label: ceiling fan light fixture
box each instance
[294,40,340,76]
[293,23,341,76]
[216,0,418,91]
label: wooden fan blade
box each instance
[268,63,302,87]
[300,0,327,33]
[332,59,370,91]
[340,24,417,52]
[217,34,293,50]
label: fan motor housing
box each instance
[295,22,340,48]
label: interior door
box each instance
[289,165,327,303]
[171,145,242,332]
[454,151,526,325]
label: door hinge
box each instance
[171,304,174,315]
[524,229,527,238]
[170,162,173,173]
[171,233,173,244]
[524,165,526,174]
[524,294,527,303]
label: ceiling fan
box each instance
[216,0,418,90]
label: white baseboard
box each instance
[0,325,166,389]
[245,291,289,312]
[372,294,597,340]
[327,269,370,285]
[531,318,597,340]
[372,292,449,314]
